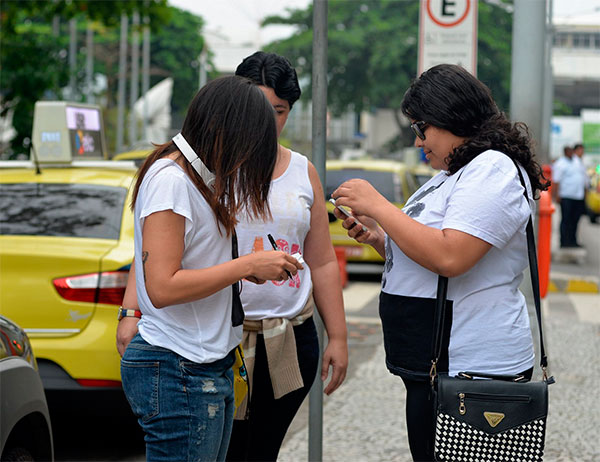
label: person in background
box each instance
[553,144,587,247]
[119,76,303,461]
[573,143,584,162]
[573,142,591,190]
[117,52,348,462]
[332,64,549,460]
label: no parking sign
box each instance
[418,0,478,75]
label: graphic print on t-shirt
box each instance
[403,181,445,218]
[382,180,446,288]
[382,235,394,289]
[251,236,302,288]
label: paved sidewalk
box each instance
[279,293,600,462]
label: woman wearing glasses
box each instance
[332,64,549,461]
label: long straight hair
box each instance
[131,76,278,235]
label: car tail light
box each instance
[53,271,129,305]
[76,379,122,388]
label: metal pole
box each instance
[142,15,150,142]
[129,11,140,148]
[510,0,546,148]
[52,15,59,36]
[69,18,77,100]
[540,0,554,164]
[308,1,327,461]
[510,0,547,376]
[199,47,208,90]
[116,13,128,154]
[85,24,94,103]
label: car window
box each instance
[415,174,434,187]
[326,169,401,202]
[0,183,127,239]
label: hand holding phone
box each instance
[329,198,367,233]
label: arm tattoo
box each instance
[142,251,149,282]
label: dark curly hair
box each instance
[401,64,549,197]
[235,51,301,109]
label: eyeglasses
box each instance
[410,121,428,141]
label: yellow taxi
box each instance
[112,148,151,165]
[585,164,600,223]
[410,163,437,188]
[0,160,136,391]
[325,159,427,263]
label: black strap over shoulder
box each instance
[431,160,548,375]
[231,232,245,327]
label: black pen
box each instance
[267,234,292,278]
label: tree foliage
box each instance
[264,0,514,145]
[1,21,70,155]
[1,0,206,156]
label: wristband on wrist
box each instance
[117,307,142,321]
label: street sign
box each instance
[418,0,478,75]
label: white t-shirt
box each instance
[134,159,242,363]
[382,150,535,376]
[553,156,586,200]
[236,151,314,319]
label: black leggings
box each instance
[401,367,534,462]
[226,317,319,462]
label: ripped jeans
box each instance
[121,333,236,462]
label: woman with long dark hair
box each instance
[227,51,347,462]
[117,53,348,461]
[120,76,302,461]
[332,64,549,461]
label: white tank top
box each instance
[236,151,314,320]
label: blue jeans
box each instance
[121,333,236,462]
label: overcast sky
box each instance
[170,0,600,49]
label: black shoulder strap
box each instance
[231,232,245,327]
[431,161,548,374]
[513,162,548,370]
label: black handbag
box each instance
[430,164,555,461]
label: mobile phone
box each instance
[328,199,367,233]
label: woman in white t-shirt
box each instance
[120,76,303,461]
[331,64,550,461]
[117,53,348,462]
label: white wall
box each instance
[360,109,404,152]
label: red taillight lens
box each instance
[53,271,128,305]
[76,379,122,388]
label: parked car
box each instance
[112,148,151,166]
[0,160,136,394]
[0,315,53,461]
[325,159,423,263]
[410,163,437,187]
[585,165,600,223]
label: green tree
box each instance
[1,22,70,156]
[264,0,513,148]
[149,6,205,123]
[0,0,171,156]
[92,6,206,150]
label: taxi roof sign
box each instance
[32,101,107,163]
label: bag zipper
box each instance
[458,392,530,415]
